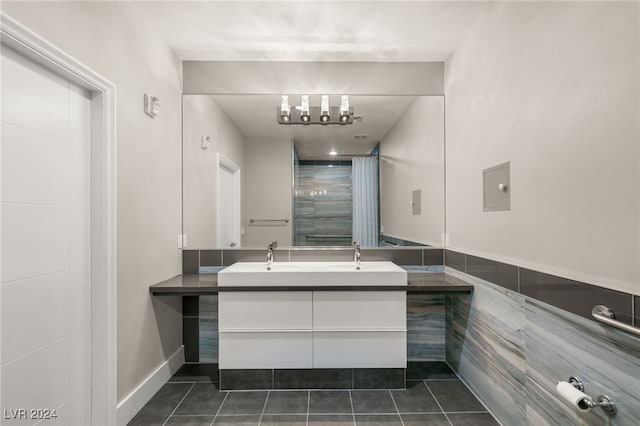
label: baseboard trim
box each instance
[116,346,184,426]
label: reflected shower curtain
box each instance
[352,156,379,247]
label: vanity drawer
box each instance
[313,291,406,330]
[313,331,406,368]
[219,331,312,369]
[219,291,312,330]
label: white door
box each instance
[218,156,240,248]
[1,46,92,425]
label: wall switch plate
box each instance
[201,134,211,150]
[178,234,183,249]
[483,161,510,211]
[144,93,160,117]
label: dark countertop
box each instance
[150,272,473,295]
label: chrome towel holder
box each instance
[248,217,289,225]
[592,305,640,337]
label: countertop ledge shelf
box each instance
[149,272,473,295]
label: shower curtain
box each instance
[352,156,379,247]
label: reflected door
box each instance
[218,155,241,248]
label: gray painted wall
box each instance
[182,95,246,249]
[1,1,185,402]
[380,96,445,246]
[445,1,640,295]
[245,137,294,247]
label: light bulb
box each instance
[339,95,350,123]
[320,95,330,123]
[280,95,290,122]
[300,95,310,123]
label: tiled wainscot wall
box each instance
[444,250,640,426]
[181,248,447,363]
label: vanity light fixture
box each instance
[280,95,291,122]
[320,95,330,123]
[277,95,354,125]
[300,95,311,123]
[329,150,338,156]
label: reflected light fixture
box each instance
[339,95,350,123]
[280,95,290,122]
[277,95,355,125]
[300,95,310,123]
[320,95,330,123]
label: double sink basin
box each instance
[218,261,407,286]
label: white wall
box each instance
[445,2,640,294]
[380,97,445,246]
[184,61,444,95]
[1,0,185,403]
[182,95,246,248]
[245,137,293,247]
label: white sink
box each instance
[218,261,407,286]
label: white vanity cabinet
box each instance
[218,289,406,369]
[218,291,312,369]
[312,291,406,368]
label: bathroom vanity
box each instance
[149,255,474,390]
[217,261,407,369]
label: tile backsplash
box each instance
[182,247,444,273]
[445,250,635,327]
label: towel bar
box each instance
[249,217,289,224]
[305,234,352,240]
[592,305,640,336]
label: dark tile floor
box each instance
[128,362,500,426]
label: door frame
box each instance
[1,13,117,424]
[217,153,241,248]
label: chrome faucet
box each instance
[352,242,361,265]
[267,241,277,265]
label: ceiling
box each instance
[134,1,488,158]
[208,94,419,159]
[134,1,490,62]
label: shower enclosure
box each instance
[293,146,380,246]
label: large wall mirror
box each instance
[182,94,444,249]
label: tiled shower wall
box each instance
[445,268,640,425]
[294,162,353,246]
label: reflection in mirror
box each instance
[182,95,444,249]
